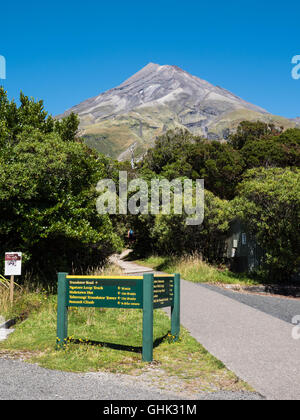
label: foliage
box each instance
[0,88,122,283]
[140,123,300,200]
[187,141,245,199]
[228,120,283,150]
[130,189,231,262]
[142,129,194,174]
[135,254,258,286]
[141,130,245,199]
[233,167,300,281]
[240,128,300,169]
[134,122,300,280]
[2,85,300,284]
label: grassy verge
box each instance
[133,254,259,286]
[0,264,123,321]
[0,275,48,322]
[0,265,251,395]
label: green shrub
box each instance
[233,167,300,281]
[0,88,122,284]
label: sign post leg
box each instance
[142,273,154,362]
[56,272,68,349]
[171,273,180,341]
[9,275,14,304]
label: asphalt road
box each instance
[201,284,300,325]
[114,253,300,400]
[179,280,300,400]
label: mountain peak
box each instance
[57,63,295,160]
[60,62,269,124]
[118,63,190,88]
[118,62,160,88]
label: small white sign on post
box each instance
[5,252,22,276]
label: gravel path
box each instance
[0,358,263,400]
[0,358,180,400]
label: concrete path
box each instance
[112,252,300,400]
[0,319,15,342]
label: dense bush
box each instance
[134,122,300,281]
[130,189,231,263]
[0,88,122,283]
[233,167,300,281]
[2,88,299,284]
[141,124,300,199]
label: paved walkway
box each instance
[0,318,15,342]
[112,252,300,400]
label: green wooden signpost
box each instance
[56,272,180,362]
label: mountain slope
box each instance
[291,117,300,126]
[58,63,295,159]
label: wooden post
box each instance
[9,275,14,304]
[142,273,154,362]
[171,273,180,341]
[56,272,69,348]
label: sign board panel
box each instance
[153,276,174,309]
[66,277,143,309]
[4,252,22,276]
[56,272,180,362]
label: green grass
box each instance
[0,291,251,394]
[133,254,259,286]
[0,284,48,322]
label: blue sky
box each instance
[0,0,299,118]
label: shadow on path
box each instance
[68,333,169,354]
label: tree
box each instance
[233,167,300,281]
[240,128,300,169]
[228,121,283,150]
[142,129,195,174]
[0,88,122,283]
[187,141,245,199]
[140,129,245,199]
[131,188,231,262]
[55,112,80,142]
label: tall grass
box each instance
[0,274,23,316]
[85,264,123,276]
[0,275,47,321]
[0,263,124,321]
[137,253,258,285]
[167,253,221,283]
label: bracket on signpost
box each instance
[56,272,180,362]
